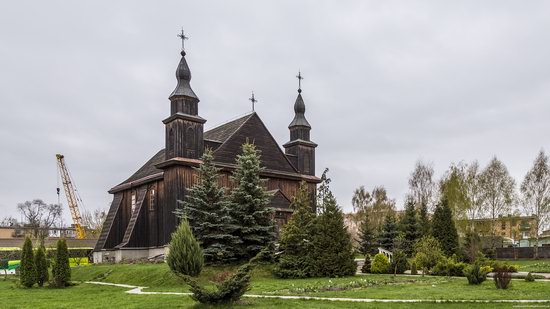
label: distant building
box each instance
[461,215,538,247]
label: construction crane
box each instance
[56,154,86,239]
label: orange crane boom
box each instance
[56,154,86,239]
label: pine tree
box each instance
[418,201,430,236]
[400,197,421,257]
[176,148,241,264]
[274,182,316,278]
[229,142,275,260]
[20,236,36,288]
[431,197,459,257]
[34,245,48,287]
[378,213,398,251]
[358,209,376,255]
[167,218,204,277]
[312,175,356,277]
[51,239,71,287]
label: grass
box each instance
[499,258,550,273]
[70,263,550,301]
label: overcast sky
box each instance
[1,1,550,224]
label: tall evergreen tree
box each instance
[34,245,48,287]
[167,218,204,277]
[274,182,316,278]
[431,198,459,256]
[418,201,430,236]
[20,236,35,288]
[378,213,399,251]
[358,209,376,255]
[51,239,71,287]
[176,148,241,264]
[400,197,421,257]
[312,186,356,277]
[229,142,275,260]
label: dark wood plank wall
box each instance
[161,165,195,244]
[94,193,123,251]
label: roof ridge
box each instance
[205,111,255,133]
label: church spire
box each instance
[169,29,198,100]
[288,71,311,130]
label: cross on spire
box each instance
[177,28,188,51]
[249,91,258,111]
[296,71,304,93]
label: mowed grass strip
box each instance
[71,263,550,301]
[499,258,550,273]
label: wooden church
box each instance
[93,40,320,263]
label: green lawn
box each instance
[499,259,550,273]
[69,263,550,301]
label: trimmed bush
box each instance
[525,272,535,282]
[183,263,252,305]
[391,250,408,275]
[432,258,467,277]
[34,246,48,287]
[494,268,512,289]
[51,239,71,287]
[371,253,390,274]
[411,261,418,275]
[464,262,487,285]
[20,237,36,288]
[361,255,371,274]
[167,218,204,277]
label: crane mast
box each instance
[56,154,86,239]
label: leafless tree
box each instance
[479,157,517,249]
[409,160,436,211]
[521,150,550,258]
[0,216,19,227]
[17,199,62,240]
[82,208,107,238]
[351,185,372,214]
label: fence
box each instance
[496,247,550,259]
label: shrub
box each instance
[494,268,512,289]
[391,250,408,275]
[371,253,391,274]
[34,246,49,287]
[51,239,71,288]
[525,272,535,282]
[431,257,467,277]
[464,262,487,285]
[20,237,36,288]
[487,261,517,273]
[183,263,252,305]
[361,255,371,274]
[414,236,444,276]
[411,261,418,275]
[167,218,204,277]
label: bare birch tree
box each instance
[409,160,436,211]
[82,208,107,238]
[520,150,550,258]
[17,199,62,240]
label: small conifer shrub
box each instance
[525,272,535,282]
[167,218,204,277]
[51,239,71,287]
[371,253,391,274]
[361,255,372,274]
[20,237,36,288]
[34,246,49,287]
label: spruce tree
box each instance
[378,213,398,251]
[400,197,421,257]
[312,176,356,277]
[167,218,204,277]
[418,201,430,236]
[274,182,316,278]
[34,245,48,287]
[20,236,36,288]
[229,142,275,260]
[176,148,240,264]
[51,239,71,287]
[431,197,459,257]
[358,209,376,255]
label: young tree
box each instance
[274,182,316,278]
[34,245,48,287]
[370,186,396,232]
[521,150,550,259]
[20,236,36,288]
[378,213,399,251]
[480,157,517,249]
[431,197,459,256]
[176,148,240,264]
[167,218,204,277]
[352,185,372,214]
[312,173,356,277]
[51,239,71,287]
[400,197,421,256]
[409,160,436,211]
[229,143,275,260]
[418,201,430,236]
[317,168,332,214]
[358,208,376,255]
[414,236,444,276]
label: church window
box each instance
[149,187,156,211]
